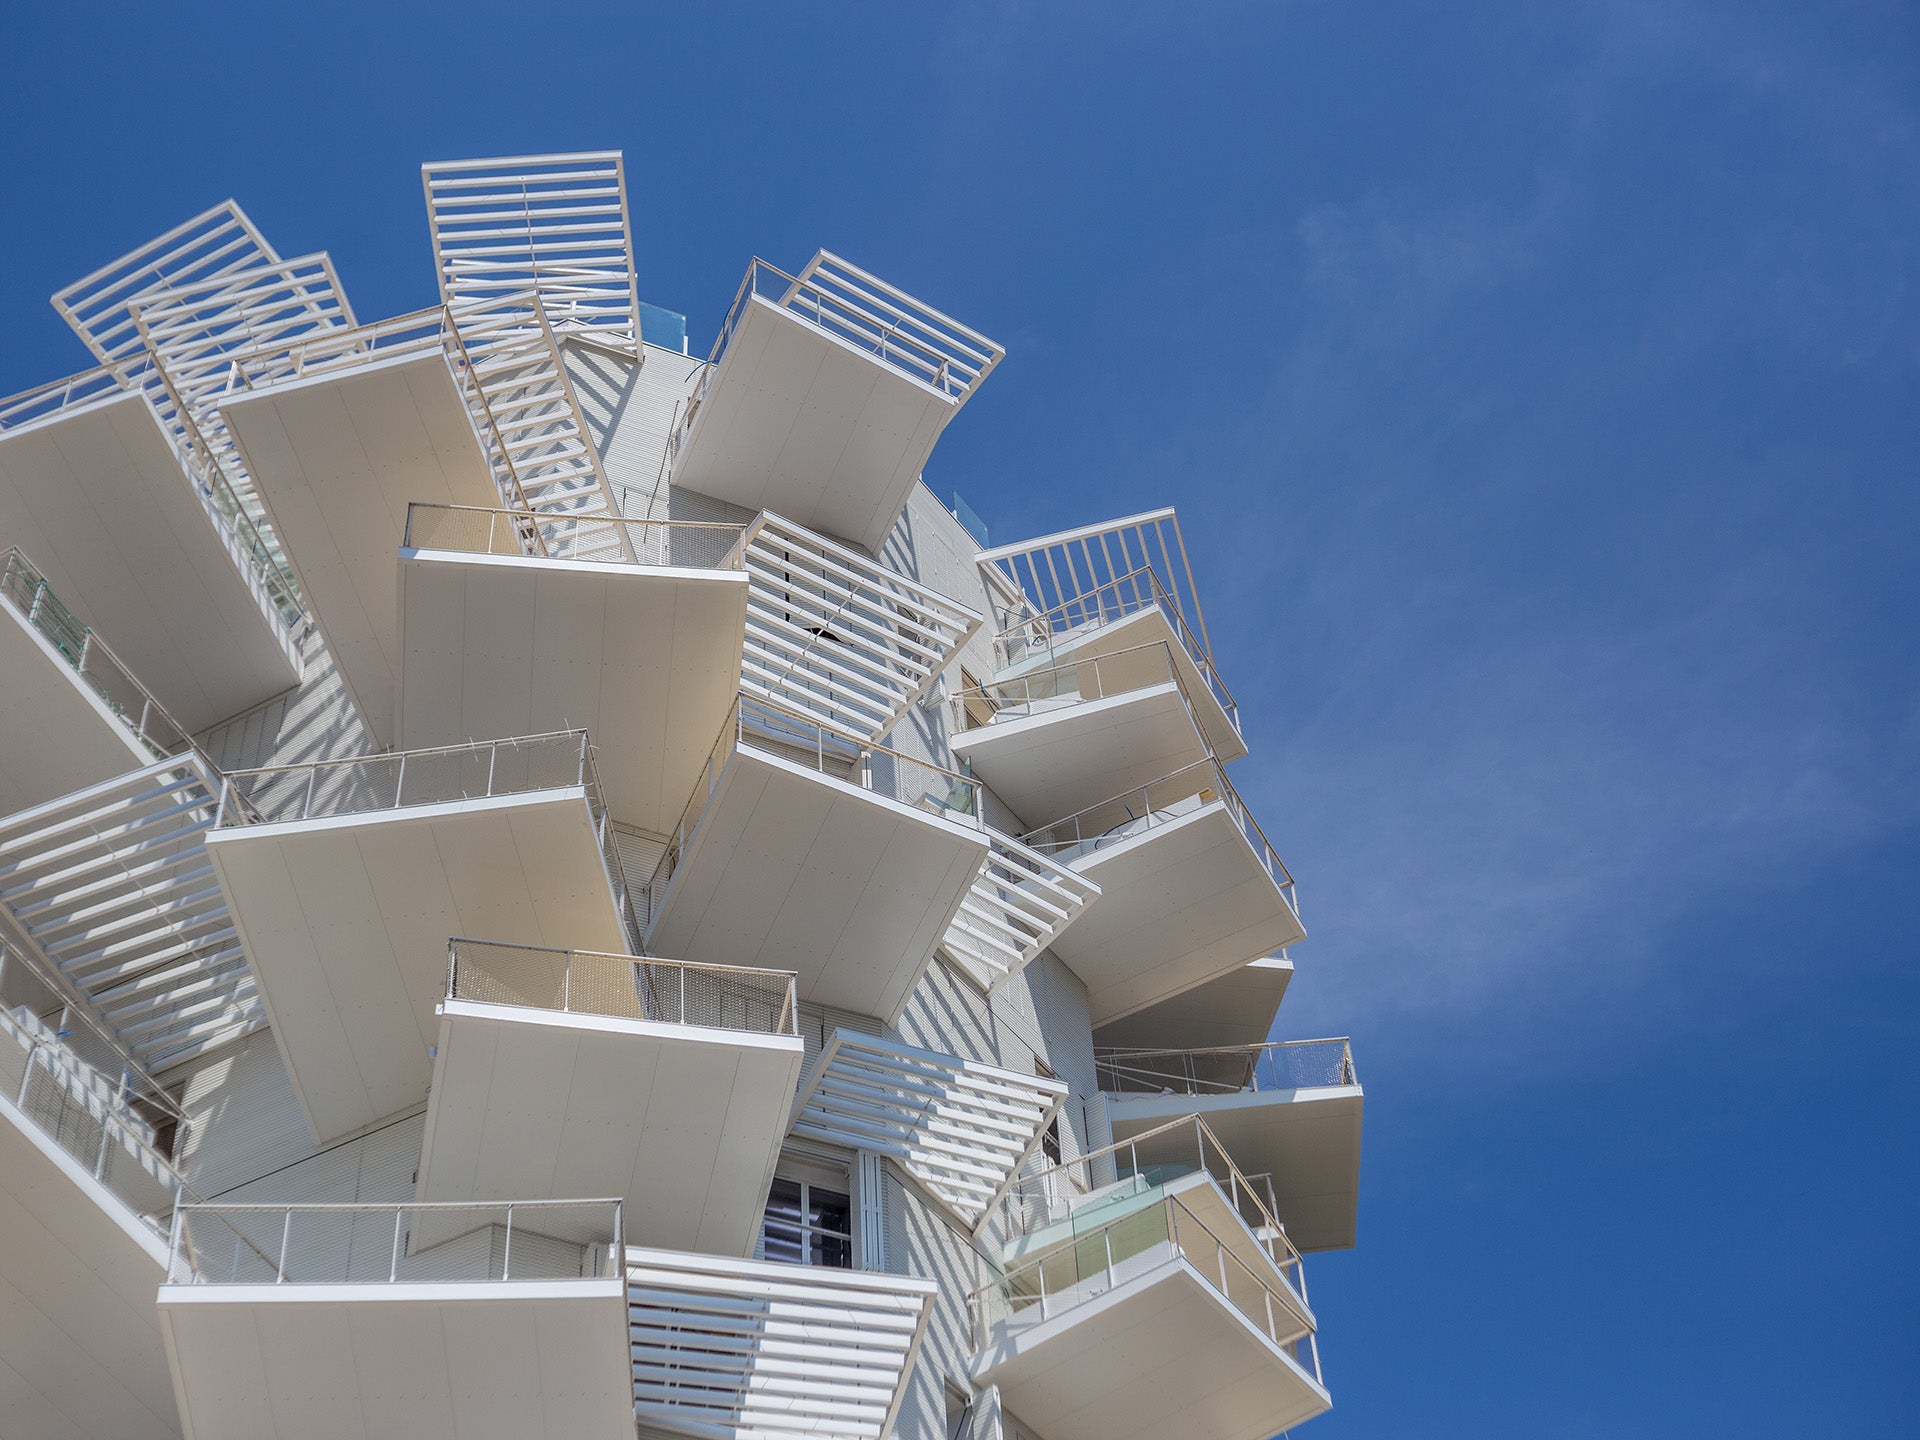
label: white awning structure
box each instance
[940,829,1101,995]
[625,1246,935,1440]
[788,1031,1067,1230]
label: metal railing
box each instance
[646,695,984,923]
[1019,758,1297,915]
[403,501,746,571]
[446,938,797,1037]
[0,548,195,760]
[991,565,1236,734]
[968,1186,1317,1371]
[0,365,125,431]
[948,638,1218,737]
[987,1115,1307,1297]
[166,1198,624,1286]
[213,731,642,950]
[1096,1039,1356,1097]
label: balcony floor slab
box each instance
[0,392,301,731]
[221,349,496,747]
[206,792,631,1147]
[0,605,159,816]
[1092,957,1294,1053]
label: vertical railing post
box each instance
[19,1044,36,1107]
[391,1207,404,1282]
[94,1112,113,1179]
[561,951,571,1014]
[277,1210,292,1283]
[304,765,318,821]
[502,1205,513,1280]
[394,752,407,807]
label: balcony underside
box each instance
[648,747,988,1022]
[0,392,300,732]
[1036,607,1246,764]
[0,1092,179,1440]
[0,606,156,817]
[951,682,1207,832]
[1093,957,1294,1053]
[206,793,631,1146]
[157,1280,632,1440]
[1047,804,1307,1028]
[672,297,957,554]
[397,550,748,832]
[417,999,802,1256]
[221,349,496,747]
[972,1258,1329,1440]
[1107,1087,1364,1253]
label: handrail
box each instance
[967,1187,1314,1364]
[0,365,125,431]
[1095,1039,1357,1096]
[645,694,985,924]
[992,565,1236,729]
[1018,756,1297,912]
[402,501,746,571]
[948,637,1217,738]
[166,1197,625,1285]
[0,548,196,760]
[446,937,797,1037]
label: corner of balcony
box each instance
[1099,1039,1363,1252]
[644,696,990,1023]
[205,731,643,1146]
[670,254,1004,553]
[416,938,803,1257]
[158,1198,633,1440]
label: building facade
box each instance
[0,151,1362,1440]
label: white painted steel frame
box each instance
[940,829,1101,996]
[788,1030,1068,1231]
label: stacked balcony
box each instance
[1094,954,1295,1053]
[971,1115,1328,1440]
[397,504,751,830]
[1098,1040,1363,1253]
[1020,758,1306,1027]
[0,947,187,1437]
[0,547,197,816]
[416,939,803,1256]
[205,731,642,1145]
[0,374,303,728]
[645,697,990,1022]
[159,1199,632,1440]
[670,253,1004,554]
[625,1247,936,1440]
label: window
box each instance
[761,1167,852,1269]
[1036,1060,1063,1165]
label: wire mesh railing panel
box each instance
[403,502,746,570]
[1095,1040,1356,1096]
[0,366,125,431]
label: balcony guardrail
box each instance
[990,566,1237,734]
[446,937,797,1037]
[1019,758,1297,915]
[949,637,1228,739]
[213,731,641,951]
[987,1115,1307,1298]
[1097,1039,1356,1097]
[968,1186,1320,1384]
[166,1197,624,1286]
[403,501,746,571]
[646,695,984,922]
[0,365,125,432]
[0,548,195,760]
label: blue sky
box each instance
[3,2,1915,1433]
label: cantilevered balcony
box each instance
[217,308,500,744]
[0,950,189,1438]
[949,638,1229,831]
[1099,1040,1363,1253]
[626,1246,936,1440]
[0,547,197,816]
[973,1116,1327,1440]
[160,1199,632,1440]
[0,378,303,728]
[788,1030,1068,1231]
[669,254,1004,554]
[1022,760,1306,1027]
[645,697,990,1022]
[397,504,750,830]
[1094,955,1295,1053]
[206,731,642,1145]
[416,939,803,1257]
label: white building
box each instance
[0,151,1362,1440]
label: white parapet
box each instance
[624,1245,936,1440]
[741,511,983,745]
[670,254,1004,554]
[788,1030,1069,1231]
